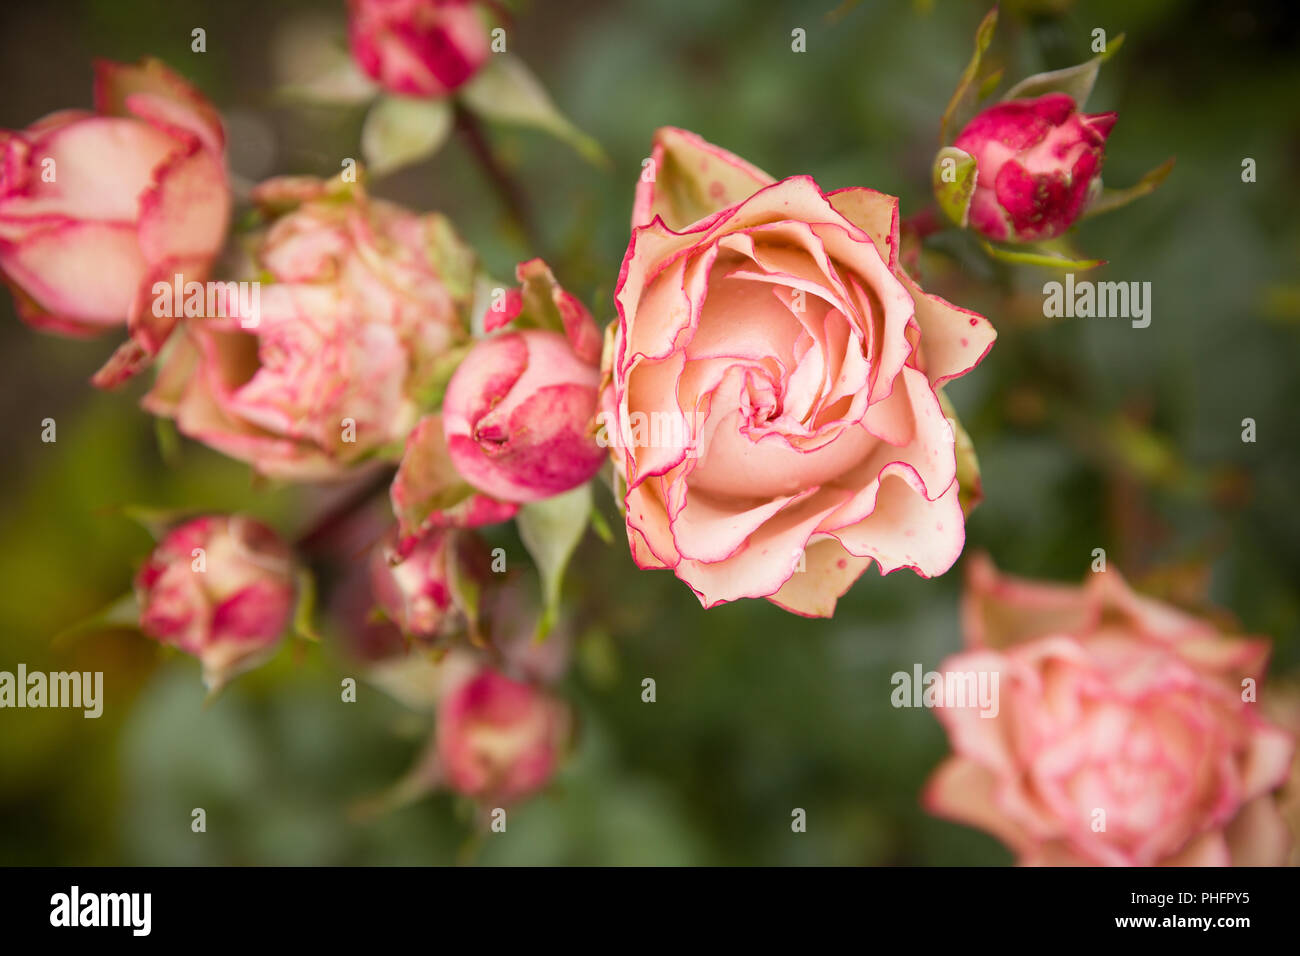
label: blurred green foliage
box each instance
[1,0,1297,865]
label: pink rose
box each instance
[347,0,490,98]
[134,515,295,689]
[144,175,475,481]
[952,92,1116,243]
[0,59,230,387]
[603,127,996,617]
[390,411,518,555]
[924,555,1295,866]
[368,525,494,641]
[436,669,569,803]
[441,259,605,503]
[369,529,455,640]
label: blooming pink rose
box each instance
[134,515,295,689]
[347,0,490,98]
[924,555,1295,866]
[144,175,475,481]
[952,92,1116,243]
[0,59,230,387]
[603,127,996,617]
[436,669,569,803]
[442,260,605,503]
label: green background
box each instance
[1,0,1298,864]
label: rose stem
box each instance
[452,101,540,252]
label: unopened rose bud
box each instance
[436,669,569,803]
[443,329,605,503]
[951,92,1116,243]
[134,516,295,688]
[369,531,453,640]
[347,0,490,98]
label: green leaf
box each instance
[277,57,378,105]
[361,95,453,176]
[506,258,571,335]
[293,568,321,643]
[932,146,979,228]
[977,238,1106,271]
[459,55,609,168]
[940,5,999,144]
[1083,157,1176,219]
[977,68,1004,101]
[516,483,592,640]
[1001,34,1126,106]
[937,391,982,517]
[154,416,180,465]
[589,504,615,545]
[51,592,139,650]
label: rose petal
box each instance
[632,126,775,231]
[765,538,872,617]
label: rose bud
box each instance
[390,412,518,556]
[607,127,996,617]
[950,92,1116,243]
[144,174,475,481]
[134,516,295,689]
[436,669,570,803]
[368,526,491,641]
[369,530,454,640]
[330,536,481,712]
[443,329,605,503]
[347,0,490,98]
[924,555,1296,866]
[0,59,230,387]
